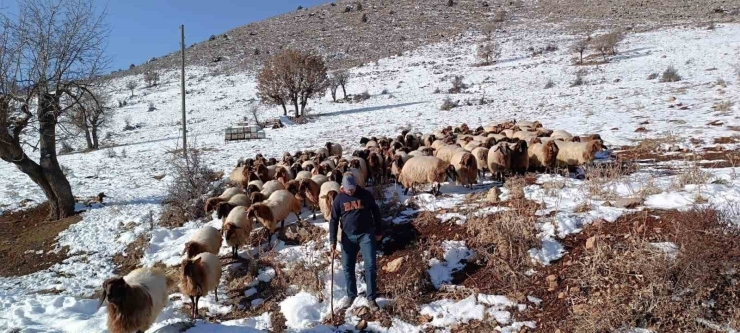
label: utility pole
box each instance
[180,24,188,161]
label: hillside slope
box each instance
[115,0,740,76]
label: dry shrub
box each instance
[448,75,467,93]
[647,72,658,80]
[504,176,526,200]
[581,161,637,200]
[284,261,327,295]
[566,207,740,332]
[465,201,540,292]
[440,97,458,111]
[160,149,222,228]
[713,100,734,112]
[670,161,711,190]
[660,66,681,82]
[544,79,555,89]
[382,243,433,324]
[592,29,624,61]
[570,68,587,87]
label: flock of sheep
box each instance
[96,120,605,333]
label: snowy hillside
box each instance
[1,23,740,332]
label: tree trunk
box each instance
[37,93,76,220]
[292,98,300,118]
[91,125,99,150]
[300,98,308,116]
[331,88,336,102]
[130,90,134,97]
[280,102,287,116]
[341,85,347,99]
[83,125,93,150]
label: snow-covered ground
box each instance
[1,23,740,332]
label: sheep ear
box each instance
[193,257,202,265]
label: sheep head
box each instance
[99,277,128,308]
[182,241,204,259]
[255,164,269,181]
[350,159,361,169]
[302,163,315,172]
[246,184,261,195]
[325,142,333,152]
[251,204,275,231]
[267,157,277,166]
[461,153,476,169]
[181,256,204,295]
[544,141,559,167]
[446,164,458,182]
[571,136,581,142]
[243,158,254,169]
[329,169,343,183]
[216,202,235,220]
[250,192,267,204]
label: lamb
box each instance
[450,151,478,188]
[487,143,512,182]
[246,190,302,242]
[216,193,251,221]
[326,142,343,157]
[508,140,529,174]
[471,147,490,179]
[180,252,222,319]
[261,180,285,198]
[99,268,170,333]
[222,206,251,258]
[398,156,457,195]
[296,178,321,220]
[554,140,601,168]
[183,226,222,259]
[527,140,560,171]
[205,187,244,213]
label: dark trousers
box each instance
[341,232,377,300]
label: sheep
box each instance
[422,134,437,147]
[99,268,170,333]
[311,174,328,188]
[501,129,516,138]
[216,193,251,221]
[508,140,529,175]
[350,157,369,184]
[430,139,447,151]
[405,134,420,151]
[258,180,284,198]
[246,189,302,241]
[319,181,341,221]
[246,180,264,195]
[435,145,467,163]
[390,155,405,181]
[326,142,343,157]
[408,147,435,158]
[550,130,573,141]
[463,140,482,151]
[295,170,313,182]
[319,159,336,172]
[367,151,385,185]
[222,206,251,258]
[250,192,268,204]
[254,163,271,182]
[328,169,343,183]
[513,131,538,142]
[488,143,512,182]
[315,147,330,159]
[471,147,490,179]
[365,140,378,149]
[205,187,244,213]
[229,167,247,187]
[301,160,317,172]
[450,151,478,188]
[180,252,222,319]
[554,140,601,168]
[398,156,457,195]
[281,178,300,195]
[273,166,293,182]
[297,178,321,220]
[290,163,303,178]
[527,140,560,171]
[183,226,222,259]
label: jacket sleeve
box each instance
[329,196,341,247]
[366,190,382,234]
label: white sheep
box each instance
[99,268,171,333]
[435,145,467,163]
[222,206,252,259]
[295,170,313,181]
[550,130,573,141]
[487,143,512,182]
[180,252,222,319]
[326,142,343,157]
[183,226,222,259]
[554,140,601,167]
[260,180,285,198]
[205,187,244,213]
[398,156,456,195]
[471,147,490,179]
[311,174,328,188]
[528,140,560,170]
[246,189,302,240]
[450,151,478,188]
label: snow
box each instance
[1,22,740,332]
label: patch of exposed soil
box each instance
[616,145,740,168]
[111,232,151,275]
[0,203,82,277]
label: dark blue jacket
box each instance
[329,187,382,246]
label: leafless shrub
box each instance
[504,176,526,200]
[481,23,497,41]
[159,148,221,228]
[353,90,371,102]
[147,102,156,112]
[715,77,727,87]
[125,80,138,97]
[440,97,458,111]
[433,87,442,94]
[122,116,136,131]
[713,100,734,112]
[117,99,127,108]
[544,79,555,89]
[660,66,681,82]
[381,88,389,95]
[592,30,624,61]
[671,161,711,190]
[143,71,160,87]
[106,149,117,158]
[570,68,587,87]
[647,72,658,80]
[361,13,368,23]
[448,75,467,94]
[476,42,498,66]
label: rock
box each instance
[486,187,501,203]
[383,256,406,273]
[613,197,643,209]
[355,319,368,330]
[546,274,558,291]
[667,145,681,152]
[585,236,597,250]
[668,96,677,102]
[354,306,371,317]
[557,291,566,299]
[602,201,613,207]
[420,314,433,323]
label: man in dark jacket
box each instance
[329,173,383,309]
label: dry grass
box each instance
[382,242,433,324]
[660,65,682,82]
[670,161,711,190]
[504,176,526,200]
[284,261,327,295]
[581,160,638,200]
[712,100,734,112]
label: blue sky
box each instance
[0,0,330,72]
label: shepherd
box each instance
[329,173,383,310]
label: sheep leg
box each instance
[232,246,238,259]
[311,207,316,220]
[190,296,196,319]
[195,296,201,319]
[215,286,219,302]
[294,212,301,222]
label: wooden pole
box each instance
[180,24,188,160]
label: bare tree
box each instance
[143,71,160,87]
[248,103,264,127]
[570,36,591,64]
[67,89,111,150]
[592,30,625,61]
[481,23,497,41]
[333,70,350,100]
[256,59,289,115]
[0,0,110,220]
[329,76,340,102]
[477,43,499,65]
[125,80,137,97]
[257,50,329,118]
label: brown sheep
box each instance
[296,178,321,220]
[180,253,221,319]
[100,268,171,333]
[528,140,559,171]
[508,140,529,175]
[450,152,478,188]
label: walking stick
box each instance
[330,252,335,322]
